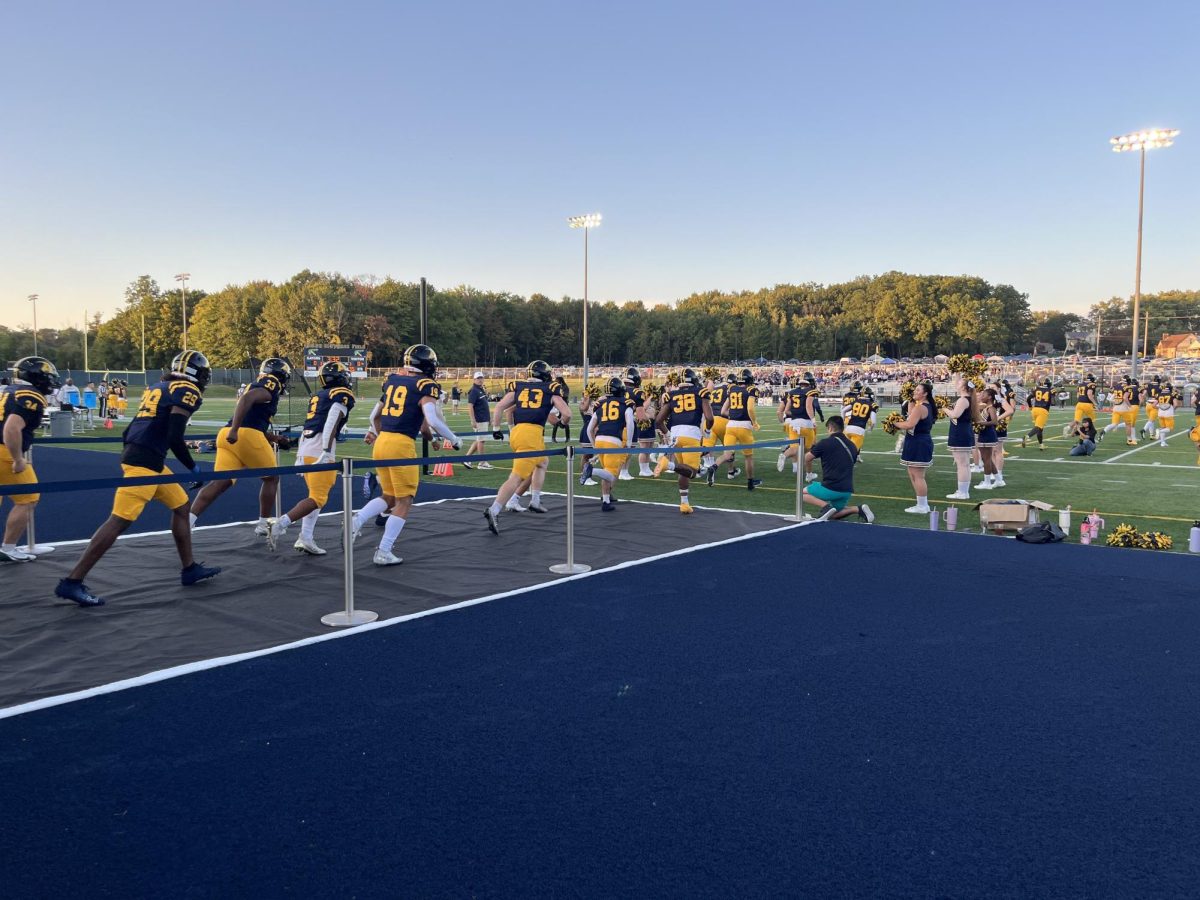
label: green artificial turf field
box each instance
[58,385,1200,552]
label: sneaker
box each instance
[350,515,363,543]
[747,478,762,491]
[638,466,654,477]
[969,464,983,473]
[904,504,928,514]
[618,470,634,481]
[815,503,837,521]
[582,479,598,486]
[680,503,693,515]
[706,466,716,487]
[477,461,493,470]
[373,549,404,566]
[54,578,105,607]
[181,562,221,586]
[484,508,501,534]
[462,461,474,470]
[580,462,594,484]
[601,500,616,512]
[992,478,1007,488]
[527,503,548,514]
[254,521,270,536]
[776,453,786,473]
[975,481,995,491]
[265,518,283,551]
[294,537,326,556]
[727,467,741,479]
[858,504,875,524]
[0,546,35,563]
[946,491,970,500]
[805,472,818,483]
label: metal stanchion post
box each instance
[274,445,283,521]
[19,446,55,555]
[550,446,591,575]
[322,458,378,627]
[789,436,806,522]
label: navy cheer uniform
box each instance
[901,400,934,466]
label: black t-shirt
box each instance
[811,433,858,493]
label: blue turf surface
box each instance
[25,446,486,542]
[2,524,1199,897]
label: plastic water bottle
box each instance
[1190,525,1200,554]
[1058,506,1071,535]
[929,510,939,531]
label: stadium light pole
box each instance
[175,272,191,351]
[27,294,39,355]
[1110,128,1178,379]
[567,213,602,388]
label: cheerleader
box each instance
[992,381,1014,486]
[974,388,1001,490]
[944,374,977,500]
[896,380,935,513]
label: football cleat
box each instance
[372,550,404,566]
[294,537,326,556]
[0,546,35,563]
[484,508,501,534]
[858,504,875,524]
[706,466,716,487]
[527,503,548,514]
[477,461,493,470]
[265,518,285,551]
[54,579,105,607]
[601,500,616,512]
[254,521,270,536]
[181,562,221,586]
[462,460,474,470]
[747,478,762,491]
[776,454,786,472]
[505,499,526,512]
[727,467,741,479]
[680,503,693,515]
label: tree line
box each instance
[4,272,1197,372]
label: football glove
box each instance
[492,428,505,441]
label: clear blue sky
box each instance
[2,0,1196,328]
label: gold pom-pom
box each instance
[881,411,905,435]
[702,366,720,382]
[666,371,682,386]
[933,395,951,419]
[585,381,604,400]
[946,353,973,374]
[899,381,916,402]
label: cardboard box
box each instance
[974,499,1054,532]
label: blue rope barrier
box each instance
[353,447,569,470]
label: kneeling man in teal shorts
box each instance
[804,415,874,523]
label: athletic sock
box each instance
[1,543,16,553]
[301,510,319,540]
[257,516,270,528]
[276,513,292,530]
[379,514,406,553]
[958,480,970,494]
[531,491,542,505]
[488,501,502,516]
[916,495,929,512]
[189,512,198,528]
[792,463,798,473]
[355,496,389,529]
[679,490,689,505]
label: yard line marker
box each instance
[1101,479,1127,484]
[1103,429,1189,463]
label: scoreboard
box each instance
[303,345,368,378]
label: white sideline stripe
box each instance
[0,510,811,720]
[1103,429,1190,463]
[859,449,1200,471]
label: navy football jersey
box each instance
[593,394,631,441]
[726,385,758,422]
[845,396,877,429]
[124,379,203,465]
[303,386,356,439]
[378,374,440,438]
[786,387,811,419]
[510,379,565,426]
[665,384,704,428]
[1032,387,1053,409]
[234,374,285,432]
[3,387,48,453]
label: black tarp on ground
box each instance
[0,498,797,711]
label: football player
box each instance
[267,360,355,555]
[654,368,714,514]
[1071,374,1097,435]
[190,358,294,533]
[620,367,655,478]
[777,375,816,479]
[587,377,635,511]
[0,357,61,562]
[714,368,762,490]
[54,351,220,606]
[1142,375,1161,439]
[352,344,461,565]
[483,359,571,533]
[1022,378,1054,449]
[550,375,572,443]
[701,372,734,473]
[1153,381,1180,447]
[843,386,878,452]
[1102,375,1137,445]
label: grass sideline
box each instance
[59,395,1200,552]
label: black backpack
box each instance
[1015,522,1066,544]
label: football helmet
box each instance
[682,367,700,386]
[171,350,212,391]
[403,344,439,377]
[318,360,352,390]
[606,377,625,397]
[528,360,553,382]
[725,372,738,385]
[622,366,642,387]
[740,368,755,385]
[259,357,292,387]
[13,357,62,395]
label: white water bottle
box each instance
[1058,506,1071,535]
[1190,525,1200,554]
